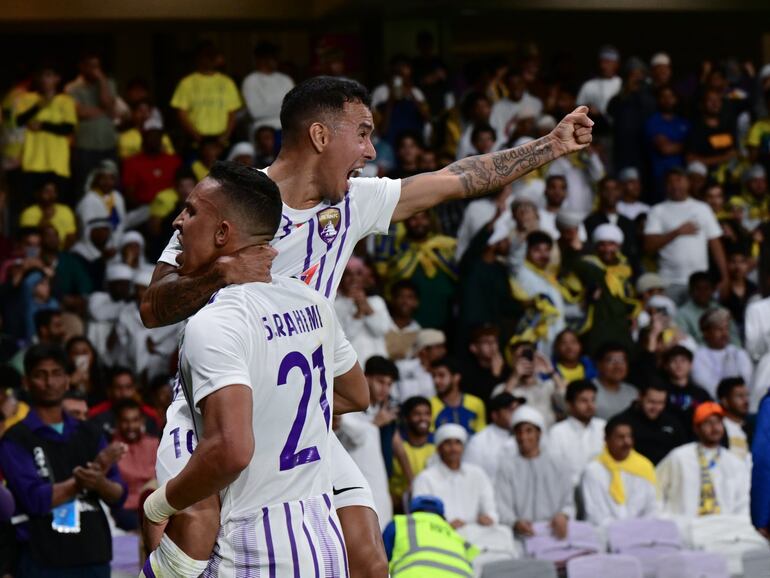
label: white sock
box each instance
[143,533,209,578]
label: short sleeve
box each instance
[643,206,664,235]
[170,77,191,110]
[158,230,182,267]
[700,203,723,240]
[350,177,402,237]
[183,301,253,408]
[19,206,40,227]
[332,309,358,377]
[222,77,242,112]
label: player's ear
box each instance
[215,220,231,248]
[308,122,329,154]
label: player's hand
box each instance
[217,244,278,285]
[549,106,593,157]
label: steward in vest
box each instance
[0,344,126,578]
[383,495,479,578]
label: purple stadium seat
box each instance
[654,551,729,578]
[567,553,644,578]
[607,518,682,576]
[524,521,601,564]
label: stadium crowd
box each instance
[2,32,770,577]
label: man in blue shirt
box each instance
[645,86,690,202]
[0,344,126,577]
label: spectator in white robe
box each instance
[581,415,658,526]
[464,393,523,480]
[549,380,607,487]
[335,258,394,365]
[87,263,133,365]
[657,402,751,519]
[113,268,181,382]
[76,159,127,243]
[744,294,770,410]
[545,147,605,219]
[455,184,512,261]
[412,423,498,529]
[395,329,445,402]
[537,175,587,242]
[692,308,753,398]
[240,42,294,133]
[496,406,574,539]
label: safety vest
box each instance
[390,512,479,578]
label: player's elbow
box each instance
[139,298,159,328]
[219,436,254,477]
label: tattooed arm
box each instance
[140,245,277,328]
[391,106,593,222]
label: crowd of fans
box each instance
[1,30,770,575]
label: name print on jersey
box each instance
[261,304,324,341]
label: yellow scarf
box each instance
[391,235,457,280]
[523,260,583,304]
[598,447,657,505]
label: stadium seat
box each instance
[525,520,602,564]
[742,548,770,578]
[607,518,682,576]
[567,553,643,578]
[686,515,770,576]
[480,558,558,578]
[654,551,729,578]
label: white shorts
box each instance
[156,399,377,513]
[206,492,349,578]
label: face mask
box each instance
[25,246,41,259]
[74,355,91,372]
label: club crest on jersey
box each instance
[317,208,341,245]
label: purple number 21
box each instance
[277,345,330,471]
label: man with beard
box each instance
[388,396,435,510]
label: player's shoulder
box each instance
[347,175,401,195]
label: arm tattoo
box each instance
[146,269,223,327]
[447,136,556,198]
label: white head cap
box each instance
[511,406,546,432]
[592,223,624,245]
[434,423,468,447]
[106,263,135,283]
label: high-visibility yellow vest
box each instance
[390,512,479,578]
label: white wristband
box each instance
[143,482,179,524]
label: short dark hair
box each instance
[207,161,283,237]
[488,392,518,414]
[460,91,491,120]
[390,279,419,300]
[34,308,61,332]
[526,230,554,250]
[175,167,197,184]
[565,379,598,403]
[400,395,431,419]
[113,398,142,419]
[253,42,279,59]
[598,176,619,192]
[470,324,499,343]
[639,379,668,396]
[662,345,694,364]
[110,366,135,385]
[24,343,69,375]
[545,175,567,188]
[605,414,634,438]
[364,356,399,381]
[430,356,461,375]
[280,76,370,144]
[595,341,628,362]
[395,130,424,150]
[716,376,746,400]
[688,271,712,290]
[470,123,496,143]
[17,226,41,242]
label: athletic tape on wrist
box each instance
[143,482,179,524]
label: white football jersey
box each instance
[178,276,357,521]
[160,175,402,301]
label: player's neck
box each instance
[269,153,329,210]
